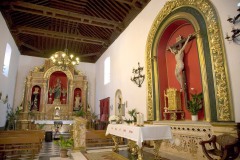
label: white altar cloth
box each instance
[34,120,73,125]
[106,124,172,147]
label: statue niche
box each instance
[30,86,41,111]
[48,71,68,105]
[73,88,82,111]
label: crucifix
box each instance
[167,32,197,108]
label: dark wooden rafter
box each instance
[16,26,109,45]
[0,0,151,63]
[114,0,142,9]
[9,1,124,30]
[20,42,42,53]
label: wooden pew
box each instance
[0,136,41,159]
[86,130,116,147]
[0,130,44,159]
[0,130,45,142]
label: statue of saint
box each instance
[74,93,81,110]
[54,106,61,119]
[53,78,62,99]
[31,87,40,111]
[167,34,192,89]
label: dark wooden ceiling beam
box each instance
[79,52,100,57]
[10,1,123,30]
[17,26,109,46]
[114,0,141,9]
[50,0,85,12]
[20,42,42,53]
[105,0,126,19]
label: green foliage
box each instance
[54,136,73,149]
[128,108,137,122]
[74,107,85,117]
[6,104,21,121]
[5,104,22,130]
[124,118,133,124]
[187,93,203,115]
[91,112,98,120]
[37,123,45,129]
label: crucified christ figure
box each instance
[167,34,193,89]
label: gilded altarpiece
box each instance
[19,59,88,128]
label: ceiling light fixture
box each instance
[50,49,80,70]
[50,19,80,70]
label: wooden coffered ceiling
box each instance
[0,0,151,63]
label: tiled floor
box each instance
[38,141,62,160]
[37,141,168,160]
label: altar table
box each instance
[106,124,172,160]
[34,120,73,124]
[34,120,73,133]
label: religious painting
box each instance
[48,71,68,105]
[115,89,125,116]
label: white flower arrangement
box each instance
[108,115,120,122]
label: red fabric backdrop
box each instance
[99,97,110,122]
[48,71,67,104]
[157,20,204,120]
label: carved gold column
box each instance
[69,80,73,116]
[83,80,88,112]
[72,116,87,150]
[21,76,32,129]
[41,78,48,119]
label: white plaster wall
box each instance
[95,0,169,119]
[0,13,20,127]
[14,55,45,108]
[14,55,96,114]
[75,63,96,113]
[95,0,240,122]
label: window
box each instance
[104,57,110,85]
[2,43,12,77]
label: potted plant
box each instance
[54,135,73,158]
[187,92,203,121]
[128,108,137,123]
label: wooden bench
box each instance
[0,130,44,159]
[0,130,45,141]
[86,130,123,147]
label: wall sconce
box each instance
[227,8,240,24]
[131,62,145,87]
[225,7,240,43]
[225,28,240,42]
[0,92,8,104]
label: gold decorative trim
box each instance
[43,66,73,80]
[146,0,233,121]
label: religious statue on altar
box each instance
[53,78,62,104]
[31,87,40,111]
[74,93,81,111]
[54,106,61,119]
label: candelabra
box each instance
[130,62,145,87]
[225,8,240,43]
[0,92,8,104]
